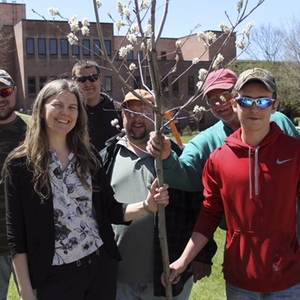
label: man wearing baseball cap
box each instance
[0,70,30,299]
[148,68,299,195]
[100,89,217,299]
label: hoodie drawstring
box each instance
[249,146,260,199]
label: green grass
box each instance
[190,228,226,300]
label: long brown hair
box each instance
[2,79,100,200]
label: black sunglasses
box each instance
[74,73,101,83]
[0,86,14,98]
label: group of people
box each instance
[0,60,299,300]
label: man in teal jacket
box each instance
[147,68,300,231]
[147,68,300,193]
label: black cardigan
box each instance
[5,155,129,289]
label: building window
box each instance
[188,76,195,92]
[38,38,46,55]
[26,38,34,55]
[161,51,167,61]
[61,39,69,56]
[134,76,141,89]
[83,39,90,56]
[172,76,179,92]
[138,50,144,60]
[128,51,134,60]
[105,76,112,92]
[104,40,111,56]
[39,76,47,90]
[49,39,57,55]
[72,44,80,57]
[146,76,152,90]
[162,76,169,92]
[28,77,36,94]
[93,40,101,56]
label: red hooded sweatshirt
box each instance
[194,122,300,292]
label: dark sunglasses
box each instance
[0,86,14,98]
[235,97,276,109]
[74,74,101,83]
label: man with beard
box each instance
[72,60,122,151]
[0,70,29,299]
[100,89,217,300]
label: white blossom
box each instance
[175,54,179,62]
[126,33,137,44]
[140,1,149,9]
[193,105,206,113]
[237,0,243,13]
[213,53,224,69]
[69,15,79,33]
[197,31,206,41]
[235,38,245,50]
[192,57,200,65]
[115,21,125,31]
[196,81,204,90]
[243,22,255,38]
[119,44,134,57]
[117,1,123,15]
[111,118,120,130]
[96,0,102,8]
[48,7,60,17]
[67,33,79,45]
[81,18,90,27]
[129,63,137,71]
[123,7,131,19]
[219,22,231,34]
[143,24,152,36]
[198,68,208,81]
[130,24,140,34]
[206,31,217,43]
[81,26,89,36]
[175,40,182,49]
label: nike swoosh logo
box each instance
[276,158,293,164]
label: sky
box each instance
[23,0,299,38]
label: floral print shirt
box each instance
[49,150,103,265]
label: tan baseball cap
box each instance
[121,89,155,108]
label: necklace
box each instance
[125,136,149,155]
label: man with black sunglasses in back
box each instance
[163,68,300,299]
[0,70,30,299]
[72,60,122,151]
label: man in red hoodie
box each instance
[164,68,300,299]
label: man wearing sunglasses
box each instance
[72,60,122,151]
[0,70,30,300]
[147,68,300,288]
[165,68,300,299]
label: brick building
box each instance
[0,1,237,131]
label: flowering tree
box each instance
[44,1,265,298]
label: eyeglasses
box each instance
[205,91,232,107]
[0,86,14,98]
[235,97,276,109]
[74,74,101,83]
[124,109,153,118]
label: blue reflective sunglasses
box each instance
[235,97,276,109]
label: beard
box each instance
[0,105,15,121]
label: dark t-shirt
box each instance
[0,115,28,255]
[85,93,123,152]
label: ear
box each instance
[231,99,238,113]
[271,100,280,114]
